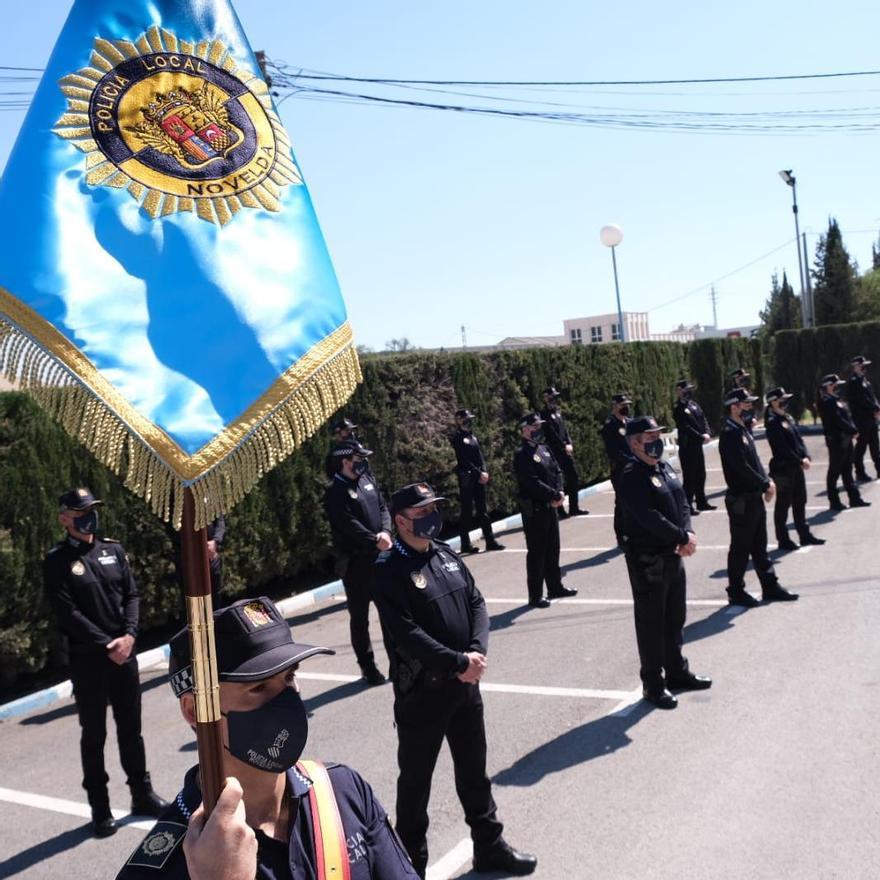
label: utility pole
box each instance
[461,325,467,349]
[709,286,719,329]
[255,50,272,88]
[802,233,815,326]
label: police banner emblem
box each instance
[0,0,361,528]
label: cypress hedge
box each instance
[772,321,880,420]
[0,335,758,691]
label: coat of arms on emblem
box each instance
[53,27,302,225]
[243,601,272,627]
[127,85,244,169]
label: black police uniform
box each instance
[766,408,812,545]
[820,392,863,507]
[451,426,500,551]
[43,534,153,816]
[117,763,418,879]
[673,395,711,510]
[617,456,692,694]
[513,438,567,603]
[848,371,880,479]
[323,471,391,677]
[539,404,584,516]
[718,418,783,599]
[599,413,631,545]
[170,516,227,606]
[373,539,503,876]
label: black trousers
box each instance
[624,549,688,692]
[826,438,860,502]
[853,420,880,476]
[724,492,777,592]
[772,466,809,542]
[678,442,708,506]
[522,506,563,601]
[458,474,496,546]
[560,454,582,512]
[69,653,148,809]
[610,468,625,545]
[394,682,503,875]
[341,554,378,670]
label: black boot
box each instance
[88,789,117,837]
[130,776,169,817]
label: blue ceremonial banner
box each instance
[0,0,360,526]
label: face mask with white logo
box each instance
[223,686,308,773]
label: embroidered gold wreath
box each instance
[53,27,302,225]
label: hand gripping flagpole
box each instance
[181,488,225,815]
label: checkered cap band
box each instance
[170,665,194,698]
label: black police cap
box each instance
[729,368,750,380]
[723,387,759,406]
[391,482,447,514]
[821,373,845,387]
[58,487,103,512]
[168,597,334,697]
[543,386,562,398]
[625,415,666,436]
[765,387,793,403]
[331,417,358,433]
[675,378,695,390]
[611,393,632,405]
[455,408,475,420]
[850,355,872,366]
[330,439,373,459]
[519,412,545,429]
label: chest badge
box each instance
[463,437,470,445]
[348,489,358,500]
[71,561,86,576]
[533,453,542,463]
[742,435,749,445]
[618,426,626,436]
[650,476,662,488]
[782,421,790,430]
[410,571,427,590]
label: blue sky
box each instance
[2,1,880,350]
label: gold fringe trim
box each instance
[0,307,361,530]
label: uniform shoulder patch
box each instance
[102,537,121,544]
[125,821,187,870]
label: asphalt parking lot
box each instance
[1,433,878,879]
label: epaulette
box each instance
[46,543,64,555]
[621,460,636,475]
[102,537,121,543]
[122,818,187,872]
[376,549,392,564]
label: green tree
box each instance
[855,268,880,321]
[758,271,802,341]
[812,218,858,326]
[872,230,880,271]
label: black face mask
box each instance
[742,408,755,424]
[461,419,474,430]
[223,686,308,774]
[644,438,664,459]
[529,429,545,443]
[73,510,99,535]
[619,405,630,417]
[409,510,443,540]
[683,390,693,400]
[353,459,369,476]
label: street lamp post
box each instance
[600,224,625,342]
[778,170,813,328]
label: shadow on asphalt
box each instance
[683,606,746,645]
[561,546,623,574]
[19,672,171,726]
[305,679,378,714]
[489,606,532,632]
[0,823,93,875]
[286,601,349,629]
[492,701,654,787]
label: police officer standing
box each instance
[451,408,504,554]
[617,416,711,710]
[514,413,577,607]
[599,392,633,546]
[673,378,715,515]
[819,374,870,511]
[323,440,392,685]
[118,597,419,879]
[373,483,537,878]
[540,386,588,517]
[719,391,799,607]
[847,355,880,481]
[325,416,374,479]
[729,368,756,431]
[43,488,167,837]
[765,387,825,551]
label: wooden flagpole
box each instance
[180,487,225,816]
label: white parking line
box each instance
[483,597,728,607]
[0,786,155,831]
[427,837,473,880]
[502,545,810,553]
[298,671,636,701]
